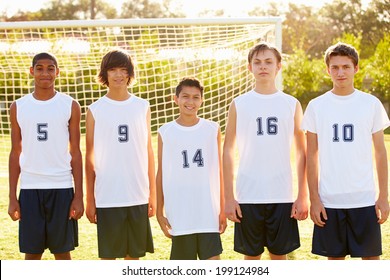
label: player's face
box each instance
[106,67,130,88]
[174,86,203,117]
[248,50,281,82]
[327,55,358,92]
[30,59,59,89]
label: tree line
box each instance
[1,0,389,106]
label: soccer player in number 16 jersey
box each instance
[223,43,308,260]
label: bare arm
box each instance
[372,130,389,224]
[223,101,242,222]
[85,109,97,223]
[291,101,308,221]
[68,100,84,220]
[8,102,21,221]
[217,127,227,233]
[146,108,156,217]
[156,133,171,238]
[306,131,327,227]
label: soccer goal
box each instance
[0,17,282,176]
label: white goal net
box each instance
[0,17,281,176]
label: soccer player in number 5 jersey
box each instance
[302,42,390,260]
[8,52,83,260]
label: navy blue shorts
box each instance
[312,206,382,258]
[19,188,78,254]
[96,204,154,259]
[170,232,223,260]
[234,203,300,256]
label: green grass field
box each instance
[1,135,390,260]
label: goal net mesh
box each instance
[0,18,281,176]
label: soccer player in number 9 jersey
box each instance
[85,49,155,260]
[302,42,390,260]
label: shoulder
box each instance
[201,118,219,131]
[57,92,75,102]
[306,92,330,107]
[56,92,76,109]
[279,91,298,102]
[234,91,252,102]
[355,89,381,103]
[277,91,300,110]
[15,93,32,105]
[88,96,104,108]
[158,121,175,134]
[132,95,150,106]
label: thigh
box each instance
[234,204,265,256]
[265,203,300,255]
[347,206,382,258]
[170,234,198,260]
[197,233,223,260]
[312,208,348,258]
[97,207,127,258]
[126,204,154,258]
[45,188,78,254]
[97,205,154,259]
[19,189,46,254]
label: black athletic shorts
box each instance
[170,232,223,260]
[234,203,300,256]
[312,206,382,258]
[19,188,78,254]
[96,204,154,259]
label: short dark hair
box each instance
[324,42,359,67]
[175,77,204,97]
[98,49,135,86]
[248,42,282,64]
[32,52,58,68]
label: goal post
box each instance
[0,17,282,176]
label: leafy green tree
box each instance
[359,0,390,57]
[3,0,117,21]
[282,49,331,106]
[366,34,390,102]
[120,0,184,18]
[282,3,324,56]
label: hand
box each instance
[291,197,309,221]
[375,197,389,224]
[225,199,242,223]
[157,215,172,238]
[310,199,327,227]
[219,213,227,234]
[148,197,156,218]
[86,202,97,224]
[8,199,21,221]
[69,196,84,220]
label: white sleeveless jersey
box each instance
[234,90,298,203]
[89,95,150,208]
[16,92,73,189]
[302,90,390,209]
[158,119,220,236]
